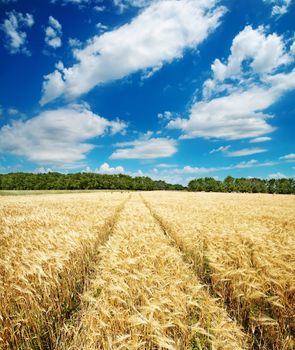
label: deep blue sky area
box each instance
[0,0,294,184]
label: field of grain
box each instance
[0,191,294,349]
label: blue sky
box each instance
[0,0,294,184]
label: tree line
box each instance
[188,176,295,194]
[0,173,294,194]
[0,172,184,191]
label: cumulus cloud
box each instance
[202,25,292,100]
[110,135,177,159]
[208,25,291,85]
[45,16,62,49]
[168,25,295,141]
[96,162,125,174]
[0,104,126,167]
[40,0,226,104]
[1,11,34,55]
[168,85,278,140]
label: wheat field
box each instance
[0,191,294,349]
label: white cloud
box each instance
[51,0,106,10]
[209,145,230,154]
[96,22,108,32]
[164,159,276,175]
[68,37,82,48]
[34,167,53,173]
[45,16,62,49]
[110,135,177,159]
[113,0,152,12]
[263,0,293,16]
[1,11,34,55]
[5,107,26,119]
[40,0,226,104]
[202,25,293,101]
[52,0,95,4]
[268,172,288,179]
[157,111,173,120]
[225,147,267,157]
[209,145,268,157]
[156,163,177,168]
[0,104,126,167]
[126,167,186,185]
[0,106,24,118]
[1,0,17,3]
[250,136,272,143]
[51,0,106,12]
[168,85,278,140]
[168,25,295,141]
[171,165,218,175]
[96,162,125,174]
[83,166,92,173]
[94,5,106,12]
[7,108,19,116]
[209,26,291,85]
[280,153,295,160]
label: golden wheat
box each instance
[1,191,294,349]
[60,194,247,350]
[142,191,295,350]
[0,192,128,349]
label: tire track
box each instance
[141,194,250,349]
[0,193,130,350]
[53,194,130,349]
[60,194,247,350]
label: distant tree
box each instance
[188,176,294,194]
[224,176,235,192]
[275,178,294,194]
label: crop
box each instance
[142,191,295,349]
[0,192,128,349]
[61,194,246,350]
[1,191,294,349]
